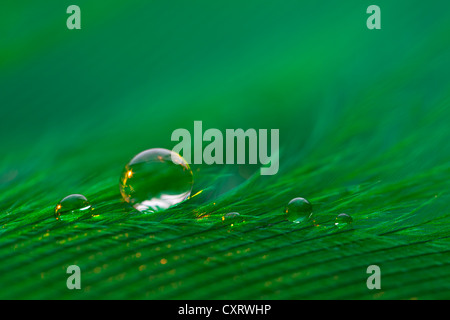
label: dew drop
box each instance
[285,197,313,223]
[334,213,353,228]
[55,194,92,221]
[119,148,193,212]
[222,212,242,226]
[222,212,239,220]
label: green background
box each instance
[0,1,449,299]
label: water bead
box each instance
[285,197,313,223]
[222,212,245,227]
[119,148,193,212]
[224,212,240,218]
[222,212,242,226]
[334,213,353,228]
[54,194,92,221]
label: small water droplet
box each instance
[55,194,92,221]
[285,197,313,223]
[119,148,193,212]
[334,213,353,228]
[222,212,242,226]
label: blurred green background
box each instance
[0,1,449,299]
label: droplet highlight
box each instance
[54,194,92,221]
[119,148,193,212]
[285,197,313,223]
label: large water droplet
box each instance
[285,197,313,223]
[55,194,92,221]
[119,148,193,212]
[334,213,353,228]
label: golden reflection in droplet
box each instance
[127,169,133,178]
[188,189,203,199]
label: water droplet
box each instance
[285,197,313,223]
[119,148,193,212]
[334,213,353,228]
[55,194,92,221]
[222,212,242,226]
